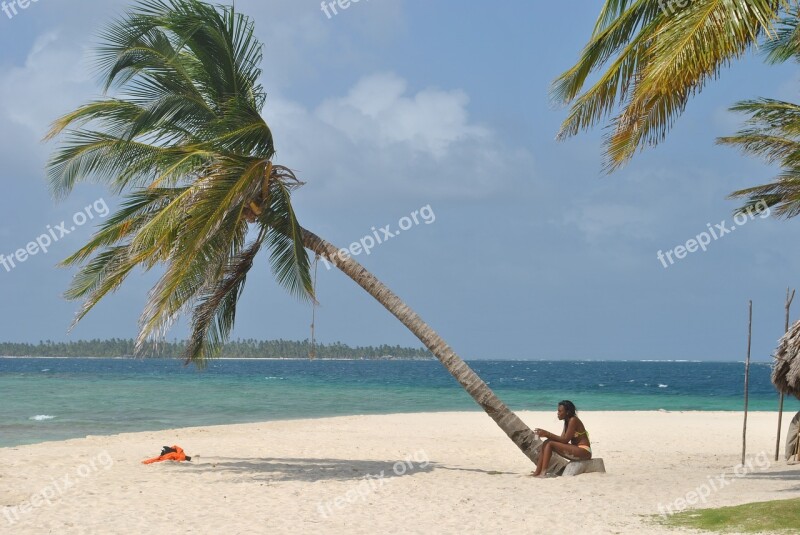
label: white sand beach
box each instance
[2,410,799,534]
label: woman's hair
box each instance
[559,400,577,416]
[559,400,577,432]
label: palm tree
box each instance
[45,0,562,471]
[553,0,788,171]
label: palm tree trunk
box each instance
[301,227,567,473]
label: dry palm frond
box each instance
[773,319,800,399]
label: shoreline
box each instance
[3,408,792,449]
[0,355,777,363]
[0,356,434,361]
[3,410,798,533]
[7,408,799,450]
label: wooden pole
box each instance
[743,300,752,466]
[776,288,795,460]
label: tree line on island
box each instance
[0,339,433,360]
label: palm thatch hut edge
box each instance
[773,319,800,399]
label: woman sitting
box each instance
[531,400,591,477]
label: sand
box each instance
[1,410,799,534]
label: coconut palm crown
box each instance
[553,0,789,171]
[45,0,312,365]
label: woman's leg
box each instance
[532,441,591,477]
[532,440,552,476]
[549,442,591,461]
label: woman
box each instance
[531,400,591,477]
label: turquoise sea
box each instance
[1,358,797,448]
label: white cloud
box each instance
[266,72,526,201]
[562,203,656,242]
[0,31,94,137]
[242,0,406,90]
[316,73,488,158]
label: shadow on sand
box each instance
[746,468,800,482]
[173,456,517,482]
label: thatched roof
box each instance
[773,320,800,399]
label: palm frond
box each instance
[259,170,314,302]
[720,97,800,217]
[764,10,800,63]
[61,187,187,267]
[728,173,800,218]
[184,232,265,367]
[554,0,787,171]
[553,0,663,135]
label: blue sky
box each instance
[0,0,798,361]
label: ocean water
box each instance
[1,358,797,448]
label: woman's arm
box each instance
[535,418,578,444]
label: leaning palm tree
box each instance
[45,0,564,471]
[553,0,788,171]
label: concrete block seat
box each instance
[533,440,606,477]
[561,458,606,476]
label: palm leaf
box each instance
[260,171,314,302]
[720,97,800,217]
[184,232,265,367]
[764,10,800,63]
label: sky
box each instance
[0,0,799,361]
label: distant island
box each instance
[0,339,434,360]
